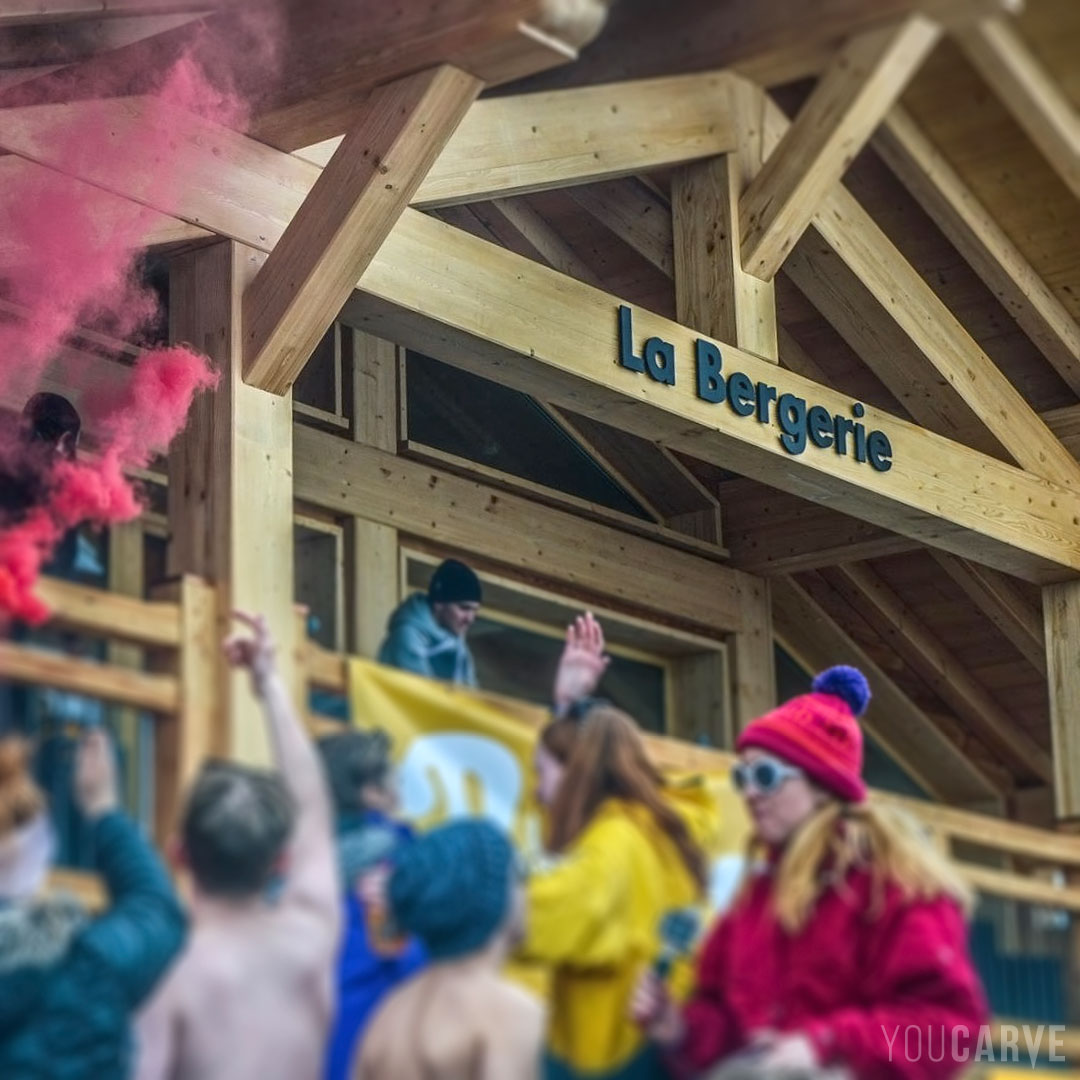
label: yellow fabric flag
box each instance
[346,657,751,905]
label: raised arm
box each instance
[224,613,338,932]
[74,730,187,1009]
[551,612,611,715]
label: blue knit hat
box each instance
[389,819,513,961]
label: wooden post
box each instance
[673,78,778,362]
[1045,580,1080,823]
[107,519,144,813]
[730,577,776,733]
[153,575,217,846]
[672,79,777,729]
[167,240,295,764]
[347,329,401,658]
[671,650,731,748]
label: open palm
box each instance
[553,611,610,710]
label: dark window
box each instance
[469,615,666,734]
[405,351,650,518]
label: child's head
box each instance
[389,818,520,961]
[317,729,396,818]
[181,760,295,899]
[0,737,52,901]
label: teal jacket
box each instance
[377,593,477,686]
[0,812,186,1079]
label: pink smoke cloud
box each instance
[0,9,282,624]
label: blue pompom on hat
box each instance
[811,665,871,717]
[388,818,513,961]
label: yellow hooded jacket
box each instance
[520,782,719,1075]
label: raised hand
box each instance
[553,611,611,711]
[223,610,278,697]
[629,968,685,1047]
[75,728,120,820]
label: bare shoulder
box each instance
[487,976,546,1035]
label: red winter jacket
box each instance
[668,866,987,1080]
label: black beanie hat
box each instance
[428,559,482,605]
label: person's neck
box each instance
[191,889,267,923]
[434,927,513,976]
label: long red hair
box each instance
[540,705,706,887]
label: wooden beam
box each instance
[1044,404,1080,458]
[537,405,664,521]
[671,651,730,748]
[773,575,1000,802]
[402,438,731,563]
[343,207,1080,582]
[0,156,210,269]
[484,199,606,288]
[0,2,213,23]
[349,518,400,660]
[293,425,758,636]
[0,73,736,262]
[761,94,1080,487]
[346,329,401,659]
[0,11,203,66]
[0,641,178,712]
[931,551,1046,675]
[510,0,1018,93]
[740,15,941,281]
[483,199,725,545]
[299,72,739,206]
[35,575,179,647]
[828,562,1053,782]
[781,243,1002,454]
[674,79,778,360]
[730,577,775,733]
[722,483,920,573]
[153,574,218,842]
[874,107,1080,397]
[955,17,1080,202]
[168,241,295,765]
[1044,580,1080,821]
[243,65,480,395]
[567,178,673,277]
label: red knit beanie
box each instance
[735,666,871,803]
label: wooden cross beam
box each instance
[739,14,941,281]
[0,1,214,23]
[243,65,481,394]
[827,562,1053,783]
[873,106,1080,398]
[0,72,738,260]
[342,207,1080,583]
[955,16,1080,203]
[773,574,1002,802]
[760,96,1080,490]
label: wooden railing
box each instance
[6,578,1080,1055]
[0,575,217,849]
[304,634,1080,913]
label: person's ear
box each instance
[168,835,187,870]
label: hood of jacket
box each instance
[386,593,463,658]
[0,896,86,1035]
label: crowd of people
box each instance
[0,552,991,1080]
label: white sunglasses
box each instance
[731,757,804,796]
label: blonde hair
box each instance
[0,738,46,839]
[747,799,973,934]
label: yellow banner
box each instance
[347,658,751,910]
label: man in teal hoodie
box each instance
[377,559,481,686]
